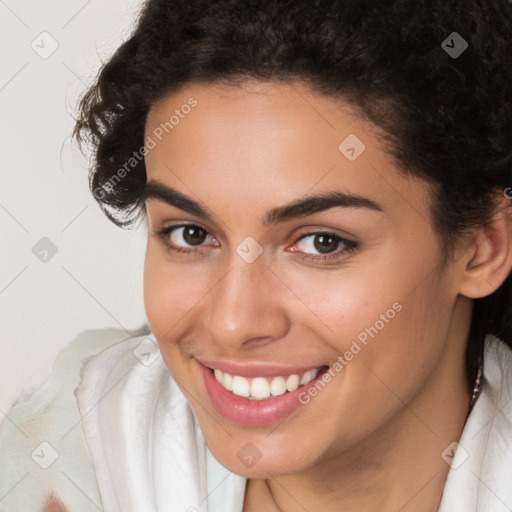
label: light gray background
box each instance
[0,0,149,412]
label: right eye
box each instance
[152,224,217,255]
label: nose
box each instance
[204,251,290,350]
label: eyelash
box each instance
[152,224,360,263]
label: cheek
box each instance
[273,261,396,349]
[277,249,453,380]
[143,245,196,342]
[143,242,224,352]
[322,270,455,407]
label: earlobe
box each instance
[459,194,512,299]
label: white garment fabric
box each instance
[437,334,512,511]
[74,332,246,512]
[1,327,512,511]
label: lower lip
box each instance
[198,361,328,427]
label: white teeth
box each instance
[223,372,233,391]
[232,375,250,397]
[270,376,287,397]
[213,369,234,391]
[212,367,322,399]
[286,374,300,392]
[250,377,271,400]
[300,368,320,386]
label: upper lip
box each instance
[196,357,326,378]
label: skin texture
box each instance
[142,80,512,512]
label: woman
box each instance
[1,0,511,510]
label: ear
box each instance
[458,191,512,299]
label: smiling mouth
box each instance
[210,366,329,400]
[198,361,332,426]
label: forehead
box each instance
[145,80,373,157]
[143,80,432,225]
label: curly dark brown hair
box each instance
[73,0,512,391]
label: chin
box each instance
[204,432,318,478]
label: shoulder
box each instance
[477,334,512,445]
[0,325,150,512]
[482,333,512,401]
[74,329,168,421]
[478,334,512,442]
[72,330,199,511]
[469,334,512,504]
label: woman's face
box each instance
[143,80,470,477]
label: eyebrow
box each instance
[143,179,384,225]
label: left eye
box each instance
[291,232,359,259]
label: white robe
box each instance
[1,326,512,511]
